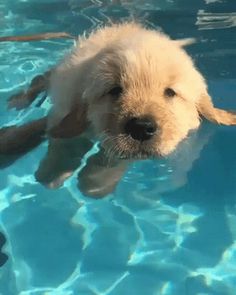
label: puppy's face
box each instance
[83,40,205,159]
[81,37,233,159]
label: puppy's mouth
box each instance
[101,133,161,160]
[99,115,164,159]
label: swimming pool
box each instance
[0,0,236,294]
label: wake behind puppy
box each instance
[0,22,236,197]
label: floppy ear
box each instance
[173,38,196,47]
[48,103,89,138]
[197,93,236,125]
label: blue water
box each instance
[0,0,236,294]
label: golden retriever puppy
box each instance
[35,22,236,194]
[49,23,236,158]
[1,22,236,197]
[48,22,236,155]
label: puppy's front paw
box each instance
[35,166,73,189]
[8,73,49,110]
[8,91,31,110]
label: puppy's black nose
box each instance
[124,117,157,141]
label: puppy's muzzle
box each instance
[124,117,157,141]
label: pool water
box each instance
[0,0,236,294]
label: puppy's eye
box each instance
[164,87,176,98]
[108,86,123,98]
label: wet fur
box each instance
[1,22,236,197]
[48,22,236,158]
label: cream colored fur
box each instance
[48,22,236,159]
[33,22,236,195]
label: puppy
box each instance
[1,22,236,197]
[48,22,236,154]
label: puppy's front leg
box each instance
[8,70,51,110]
[34,102,90,187]
[35,136,93,189]
[78,148,130,198]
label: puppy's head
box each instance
[75,27,236,159]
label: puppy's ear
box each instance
[197,93,236,125]
[173,38,196,47]
[48,103,89,138]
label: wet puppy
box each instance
[48,22,236,155]
[1,22,236,197]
